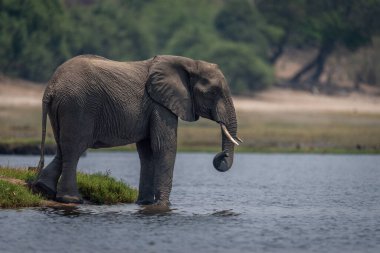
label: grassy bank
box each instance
[0,167,138,208]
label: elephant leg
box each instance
[136,139,155,205]
[55,142,85,204]
[150,107,178,206]
[54,107,93,204]
[152,148,176,206]
[33,148,62,199]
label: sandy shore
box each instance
[0,77,44,107]
[234,89,380,114]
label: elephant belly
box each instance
[91,108,149,149]
[91,137,133,149]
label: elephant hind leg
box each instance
[55,142,86,204]
[33,149,62,199]
[136,139,155,205]
[54,106,93,204]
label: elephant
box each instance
[33,54,241,205]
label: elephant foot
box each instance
[137,201,172,214]
[153,199,171,207]
[32,181,57,200]
[56,194,83,204]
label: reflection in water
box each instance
[211,209,240,217]
[41,206,93,217]
[39,203,175,218]
[135,205,172,216]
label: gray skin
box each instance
[33,55,240,205]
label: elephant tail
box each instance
[37,101,48,173]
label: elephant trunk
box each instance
[213,98,239,172]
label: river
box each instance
[1,152,379,253]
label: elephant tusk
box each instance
[220,123,239,146]
[236,137,243,143]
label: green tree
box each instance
[257,0,380,85]
[139,0,222,54]
[206,42,274,93]
[0,0,70,81]
[214,0,276,91]
[256,0,307,63]
[66,0,151,60]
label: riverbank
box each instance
[1,77,380,154]
[0,166,137,208]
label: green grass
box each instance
[77,172,138,204]
[0,167,37,181]
[0,167,138,208]
[0,180,42,208]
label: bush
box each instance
[205,43,274,94]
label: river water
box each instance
[0,152,379,253]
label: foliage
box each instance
[66,1,151,60]
[205,42,274,93]
[0,0,70,81]
[213,0,276,91]
[257,0,380,83]
[215,0,281,55]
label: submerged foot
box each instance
[55,194,83,204]
[153,199,171,207]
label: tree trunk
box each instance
[290,44,333,84]
[269,30,289,64]
[308,45,332,82]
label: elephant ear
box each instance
[147,55,199,122]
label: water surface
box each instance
[1,153,379,253]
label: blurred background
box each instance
[1,0,380,154]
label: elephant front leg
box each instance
[136,139,155,205]
[150,107,178,206]
[152,149,176,206]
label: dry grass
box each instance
[177,111,380,153]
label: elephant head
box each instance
[147,55,242,172]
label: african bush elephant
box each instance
[33,55,241,205]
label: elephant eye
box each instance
[199,77,210,85]
[199,78,209,85]
[210,85,221,95]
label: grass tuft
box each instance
[0,180,42,208]
[0,167,37,181]
[77,172,138,204]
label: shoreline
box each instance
[1,142,379,155]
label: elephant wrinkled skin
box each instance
[33,55,241,205]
